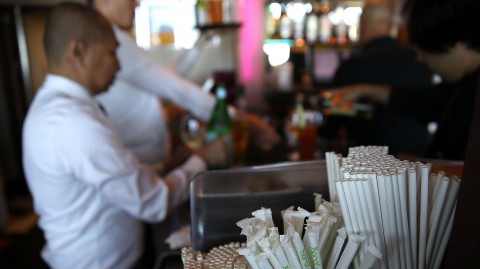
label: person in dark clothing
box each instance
[325,0,480,161]
[331,0,433,88]
[328,0,434,157]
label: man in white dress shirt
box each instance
[22,3,227,268]
[89,0,281,169]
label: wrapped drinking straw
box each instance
[325,228,347,269]
[335,233,367,269]
[272,242,290,269]
[314,193,323,211]
[318,214,337,252]
[321,207,344,263]
[281,234,302,269]
[256,253,274,269]
[258,237,285,269]
[306,228,323,269]
[238,247,260,269]
[293,207,311,234]
[282,206,295,235]
[303,219,321,268]
[358,244,383,269]
[252,207,275,230]
[287,227,311,269]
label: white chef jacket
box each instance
[23,75,206,269]
[96,25,216,164]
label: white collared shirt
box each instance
[23,75,206,269]
[96,25,216,165]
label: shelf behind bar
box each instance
[195,22,242,32]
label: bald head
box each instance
[44,2,113,66]
[359,0,394,45]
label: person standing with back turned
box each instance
[22,3,227,268]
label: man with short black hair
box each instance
[22,3,227,268]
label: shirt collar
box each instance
[44,74,94,102]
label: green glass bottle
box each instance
[205,84,233,168]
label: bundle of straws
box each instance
[236,200,359,269]
[182,145,461,269]
[325,146,461,269]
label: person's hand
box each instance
[196,135,231,168]
[322,84,392,106]
[239,111,281,151]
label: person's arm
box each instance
[325,83,444,124]
[113,27,215,122]
[324,83,392,105]
[114,27,281,148]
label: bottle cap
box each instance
[216,85,227,99]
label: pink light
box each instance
[239,0,264,102]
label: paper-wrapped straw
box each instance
[258,238,285,269]
[294,207,311,234]
[253,208,275,230]
[281,234,302,269]
[326,228,347,269]
[358,244,383,269]
[256,253,274,269]
[314,193,323,211]
[335,233,367,269]
[282,207,295,235]
[407,167,417,269]
[306,229,323,269]
[321,209,344,263]
[318,214,337,252]
[431,204,456,269]
[272,242,290,269]
[238,247,260,269]
[291,228,312,269]
[418,164,430,269]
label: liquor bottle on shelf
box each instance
[279,5,293,39]
[195,0,207,27]
[318,0,333,45]
[205,84,233,168]
[305,1,319,45]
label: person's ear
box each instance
[67,39,88,69]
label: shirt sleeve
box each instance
[114,27,216,121]
[61,106,206,223]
